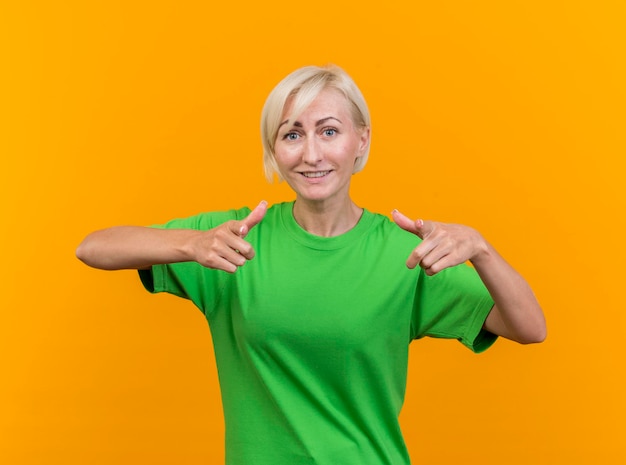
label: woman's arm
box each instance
[76,201,267,273]
[392,210,546,344]
[469,241,545,344]
[76,226,204,270]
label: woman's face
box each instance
[274,88,369,205]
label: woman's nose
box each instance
[302,138,322,164]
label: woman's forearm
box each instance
[76,226,199,270]
[471,242,547,344]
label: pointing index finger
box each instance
[392,209,425,239]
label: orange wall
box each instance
[1,1,624,464]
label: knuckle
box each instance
[216,226,229,238]
[204,254,218,267]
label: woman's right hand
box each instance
[189,201,267,273]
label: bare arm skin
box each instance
[392,209,546,345]
[76,201,267,273]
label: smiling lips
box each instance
[301,170,332,178]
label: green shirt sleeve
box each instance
[411,263,497,353]
[137,207,251,315]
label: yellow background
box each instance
[1,1,624,464]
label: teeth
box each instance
[302,171,330,178]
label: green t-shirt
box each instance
[139,201,496,465]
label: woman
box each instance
[76,65,546,465]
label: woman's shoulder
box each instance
[363,209,422,245]
[154,202,289,230]
[366,209,410,231]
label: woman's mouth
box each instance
[301,170,331,178]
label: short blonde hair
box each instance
[260,64,371,182]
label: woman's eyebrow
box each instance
[315,116,342,126]
[278,116,343,129]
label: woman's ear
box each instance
[358,126,371,155]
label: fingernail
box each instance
[416,219,424,227]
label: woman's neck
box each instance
[292,197,363,237]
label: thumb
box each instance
[391,209,427,239]
[239,200,268,237]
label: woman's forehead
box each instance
[282,88,351,123]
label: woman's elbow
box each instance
[76,233,109,269]
[75,236,95,266]
[517,323,547,345]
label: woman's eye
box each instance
[284,132,299,141]
[323,128,336,137]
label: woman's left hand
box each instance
[391,209,487,275]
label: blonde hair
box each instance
[260,64,371,182]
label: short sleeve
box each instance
[136,207,251,314]
[410,263,497,353]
